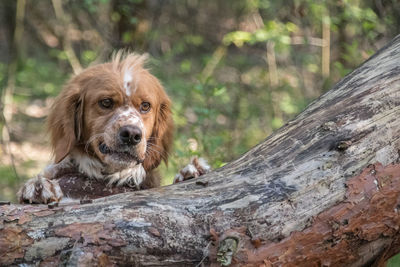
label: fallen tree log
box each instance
[2,35,400,266]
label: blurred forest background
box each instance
[0,0,399,201]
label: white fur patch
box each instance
[173,157,211,184]
[41,157,73,178]
[106,163,146,188]
[182,164,198,174]
[113,107,146,138]
[71,151,104,179]
[174,173,184,183]
[124,69,133,96]
[70,151,146,188]
[197,157,211,172]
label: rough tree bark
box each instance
[2,35,400,266]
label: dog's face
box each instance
[48,53,173,174]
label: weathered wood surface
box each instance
[2,35,400,266]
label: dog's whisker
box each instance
[146,139,172,156]
[146,146,161,156]
[153,147,171,158]
[146,145,170,161]
[147,144,163,154]
[147,137,163,142]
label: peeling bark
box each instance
[2,35,400,266]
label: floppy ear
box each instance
[143,97,174,172]
[47,81,84,163]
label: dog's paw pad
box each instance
[17,176,63,204]
[174,157,211,183]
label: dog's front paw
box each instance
[17,176,63,204]
[174,157,211,183]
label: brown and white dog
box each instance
[17,52,210,204]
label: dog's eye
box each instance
[140,102,151,113]
[99,98,114,109]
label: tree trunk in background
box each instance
[2,35,400,266]
[2,0,25,123]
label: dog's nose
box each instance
[118,125,142,146]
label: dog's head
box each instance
[48,52,173,174]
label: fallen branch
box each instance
[2,35,400,266]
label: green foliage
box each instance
[16,56,68,99]
[223,20,296,48]
[0,164,27,203]
[389,253,400,267]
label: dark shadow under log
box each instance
[2,35,400,266]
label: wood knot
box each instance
[217,237,238,266]
[337,140,352,151]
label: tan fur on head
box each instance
[48,80,83,164]
[47,51,174,185]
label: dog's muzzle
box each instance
[118,125,142,147]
